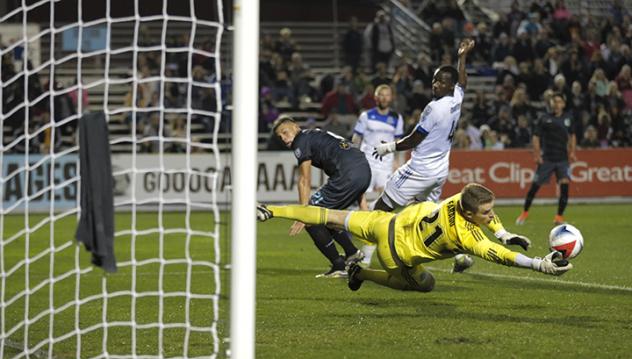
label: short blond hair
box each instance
[460,183,495,213]
[374,84,392,97]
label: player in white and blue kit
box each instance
[372,39,481,272]
[352,85,404,192]
[352,84,403,264]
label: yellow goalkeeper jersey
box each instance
[392,193,518,267]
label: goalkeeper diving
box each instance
[257,183,572,292]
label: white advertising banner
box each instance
[111,152,324,206]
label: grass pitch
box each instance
[2,204,632,358]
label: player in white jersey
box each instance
[352,84,404,192]
[351,84,404,264]
[372,39,477,272]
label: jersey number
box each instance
[447,119,457,142]
[420,211,443,247]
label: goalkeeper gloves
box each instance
[257,204,273,222]
[372,142,396,161]
[496,229,531,251]
[531,251,573,276]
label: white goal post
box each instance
[0,0,256,357]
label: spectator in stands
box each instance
[392,63,413,113]
[259,87,279,132]
[430,22,447,63]
[492,33,512,65]
[492,13,511,39]
[580,125,600,148]
[489,105,515,137]
[275,27,298,63]
[568,81,587,114]
[534,28,554,58]
[271,69,294,106]
[496,55,519,85]
[511,115,532,148]
[470,90,491,127]
[320,81,357,118]
[412,53,433,86]
[358,83,376,111]
[170,117,187,153]
[510,87,535,121]
[560,48,589,87]
[452,128,471,149]
[370,10,396,69]
[615,64,632,109]
[407,80,430,116]
[530,0,554,22]
[551,74,571,101]
[543,46,562,77]
[485,130,505,150]
[322,110,351,138]
[590,68,610,99]
[609,0,630,26]
[525,58,551,101]
[473,22,493,64]
[595,106,613,146]
[343,16,363,73]
[288,52,314,102]
[517,12,543,36]
[371,62,392,88]
[69,79,89,114]
[339,66,364,100]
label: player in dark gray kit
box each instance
[273,117,370,277]
[516,92,577,225]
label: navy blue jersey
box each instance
[291,129,366,178]
[534,111,576,162]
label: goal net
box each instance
[1,0,230,357]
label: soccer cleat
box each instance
[515,211,529,225]
[344,250,365,268]
[452,254,474,273]
[347,262,364,291]
[315,267,347,279]
[256,203,273,222]
[554,215,565,225]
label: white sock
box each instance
[361,244,376,265]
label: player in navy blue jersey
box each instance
[272,117,370,277]
[516,92,577,225]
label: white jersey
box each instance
[409,84,464,177]
[353,107,404,171]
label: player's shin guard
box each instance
[524,184,540,212]
[267,205,329,225]
[306,225,342,266]
[558,183,569,216]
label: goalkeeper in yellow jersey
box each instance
[257,183,572,292]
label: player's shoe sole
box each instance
[344,250,365,268]
[347,263,363,291]
[315,269,347,278]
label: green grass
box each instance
[2,204,632,358]
[255,204,632,359]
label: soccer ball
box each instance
[549,224,584,259]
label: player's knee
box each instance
[414,271,435,293]
[559,178,570,184]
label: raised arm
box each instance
[457,38,475,89]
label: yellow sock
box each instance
[268,205,329,225]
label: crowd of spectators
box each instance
[261,0,632,151]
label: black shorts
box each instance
[309,161,371,209]
[534,160,570,186]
